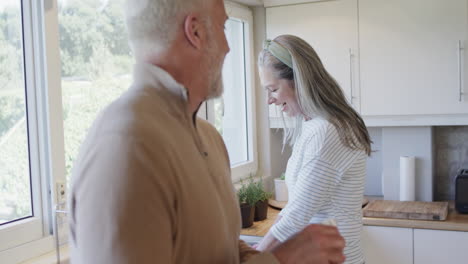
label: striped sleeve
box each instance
[270,158,340,242]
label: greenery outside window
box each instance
[58,0,132,182]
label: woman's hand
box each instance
[256,231,281,252]
[271,224,346,264]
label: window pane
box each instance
[59,0,132,181]
[0,0,33,225]
[214,19,249,166]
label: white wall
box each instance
[366,128,383,196]
[382,127,434,201]
[233,0,264,6]
[253,6,293,192]
[264,126,435,201]
[253,6,272,189]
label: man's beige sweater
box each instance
[68,63,278,264]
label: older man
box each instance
[68,0,346,263]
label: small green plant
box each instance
[239,174,273,204]
[253,178,273,202]
[238,174,273,205]
[279,172,286,180]
[237,178,257,206]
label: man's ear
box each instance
[184,14,203,50]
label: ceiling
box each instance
[231,0,264,6]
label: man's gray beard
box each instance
[206,73,224,99]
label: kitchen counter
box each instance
[240,202,468,237]
[363,201,468,232]
[240,207,280,237]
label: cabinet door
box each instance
[362,226,413,264]
[266,0,360,121]
[414,229,468,264]
[360,0,468,116]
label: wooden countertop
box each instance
[240,202,468,237]
[363,202,468,232]
[240,207,280,237]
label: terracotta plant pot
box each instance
[254,199,268,221]
[240,203,255,228]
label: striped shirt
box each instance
[270,118,366,264]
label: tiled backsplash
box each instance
[434,126,468,201]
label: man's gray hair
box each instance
[125,0,209,58]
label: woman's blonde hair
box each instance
[258,35,372,156]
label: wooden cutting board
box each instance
[268,199,287,209]
[269,197,370,210]
[363,200,449,221]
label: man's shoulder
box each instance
[81,89,186,155]
[196,117,224,141]
[196,117,217,132]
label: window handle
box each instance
[458,40,464,102]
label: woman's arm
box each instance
[255,215,282,251]
[269,158,340,242]
[256,229,281,251]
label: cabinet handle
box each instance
[458,40,464,102]
[349,48,354,104]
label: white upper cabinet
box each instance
[359,0,468,116]
[266,0,360,124]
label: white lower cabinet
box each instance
[363,227,468,264]
[414,229,468,264]
[362,226,413,264]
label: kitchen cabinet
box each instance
[265,0,468,127]
[266,0,359,127]
[414,229,468,264]
[359,0,468,116]
[362,226,413,264]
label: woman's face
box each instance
[259,67,301,117]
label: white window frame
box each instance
[1,0,258,262]
[206,1,258,183]
[0,0,64,262]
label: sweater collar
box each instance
[132,62,188,102]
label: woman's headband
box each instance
[263,39,293,68]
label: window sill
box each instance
[0,236,55,264]
[233,175,267,191]
[20,244,69,264]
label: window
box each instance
[58,0,257,183]
[58,0,132,182]
[208,2,257,182]
[215,18,249,165]
[1,0,259,262]
[0,0,54,260]
[0,0,33,227]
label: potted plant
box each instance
[237,179,256,228]
[274,172,288,202]
[252,178,273,221]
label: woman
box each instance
[256,35,372,264]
